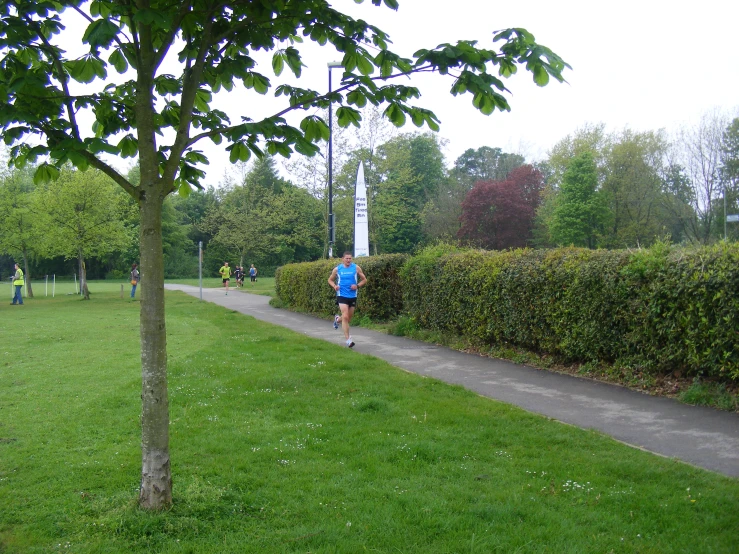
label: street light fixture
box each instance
[327,61,342,258]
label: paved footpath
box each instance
[166,284,739,478]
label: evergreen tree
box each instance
[374,133,446,253]
[549,152,608,248]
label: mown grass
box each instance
[166,277,276,296]
[1,289,738,553]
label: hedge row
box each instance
[275,254,407,320]
[401,247,632,361]
[402,243,739,381]
[275,243,739,381]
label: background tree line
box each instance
[2,108,738,286]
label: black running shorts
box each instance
[336,296,357,308]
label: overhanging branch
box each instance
[79,152,139,202]
[185,64,436,149]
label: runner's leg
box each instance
[339,303,352,340]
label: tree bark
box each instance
[22,250,33,299]
[138,191,172,510]
[78,250,90,300]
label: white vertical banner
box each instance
[354,162,370,257]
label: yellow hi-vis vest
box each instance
[13,268,24,286]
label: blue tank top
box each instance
[336,263,358,298]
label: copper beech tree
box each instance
[0,0,568,509]
[458,165,545,249]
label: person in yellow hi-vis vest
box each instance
[218,261,232,295]
[11,263,24,305]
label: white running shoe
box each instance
[333,315,340,329]
[346,337,355,348]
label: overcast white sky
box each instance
[62,0,739,186]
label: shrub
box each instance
[277,243,739,382]
[621,242,739,380]
[401,243,739,381]
[275,254,408,321]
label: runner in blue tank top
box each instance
[328,251,367,348]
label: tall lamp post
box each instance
[327,62,342,258]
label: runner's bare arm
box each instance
[355,266,367,289]
[328,267,339,291]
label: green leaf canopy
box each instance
[0,0,569,195]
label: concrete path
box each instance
[166,284,739,478]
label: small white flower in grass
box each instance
[346,521,351,528]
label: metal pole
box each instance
[725,183,728,240]
[199,241,203,301]
[327,62,341,258]
[328,66,334,259]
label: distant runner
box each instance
[130,263,140,299]
[327,251,367,348]
[249,264,258,285]
[11,263,24,305]
[219,262,232,295]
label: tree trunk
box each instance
[22,250,33,299]
[138,193,172,510]
[78,249,90,300]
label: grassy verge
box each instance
[1,291,738,553]
[167,277,276,296]
[679,379,739,411]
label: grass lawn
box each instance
[1,287,738,553]
[166,277,276,296]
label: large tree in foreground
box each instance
[0,0,568,509]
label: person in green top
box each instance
[218,262,232,295]
[11,263,24,305]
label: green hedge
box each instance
[623,243,739,379]
[402,243,739,381]
[276,244,739,381]
[275,254,407,320]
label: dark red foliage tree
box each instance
[458,165,544,249]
